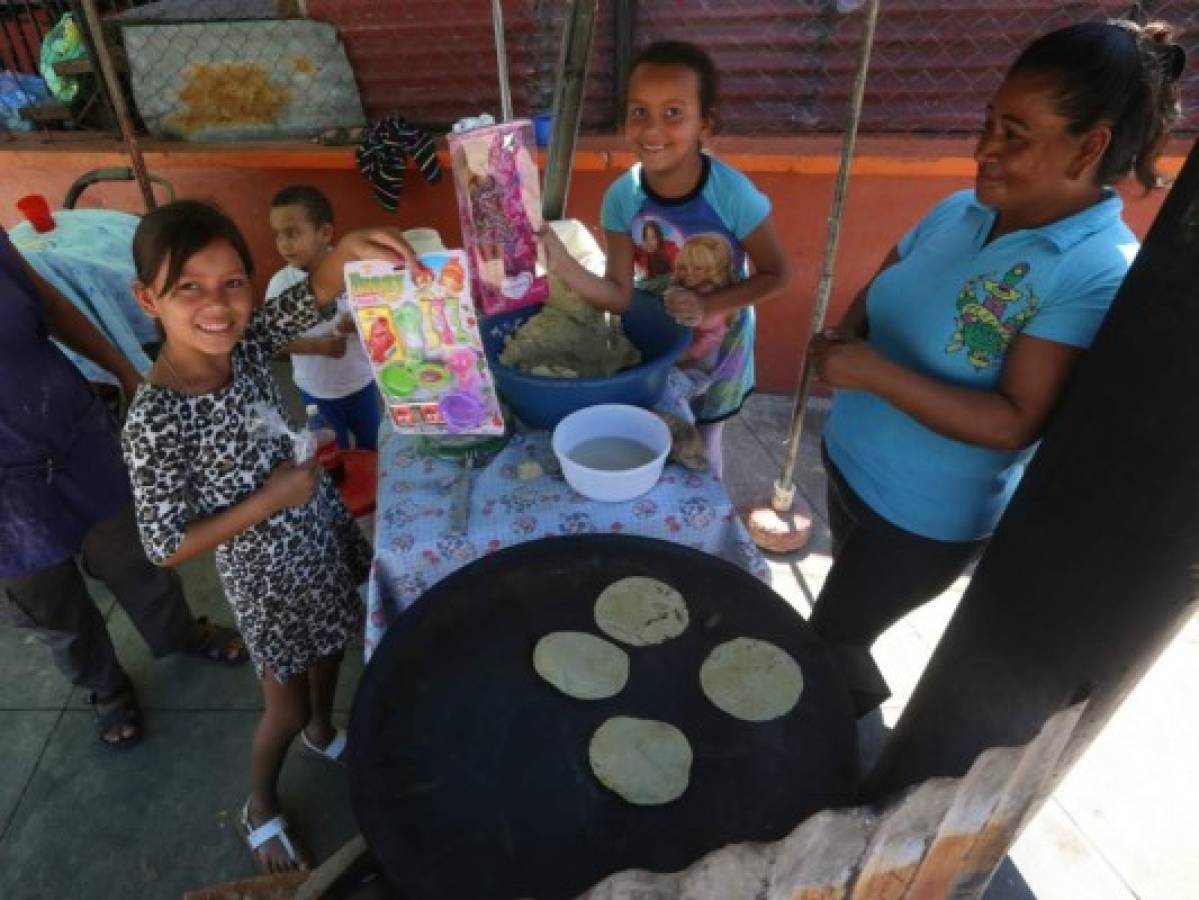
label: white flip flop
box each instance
[300,727,347,764]
[240,798,305,870]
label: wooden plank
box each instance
[772,808,878,900]
[849,780,960,899]
[905,702,1087,899]
[52,45,126,76]
[18,103,72,122]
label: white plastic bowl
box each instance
[551,404,671,503]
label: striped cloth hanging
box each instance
[356,115,443,211]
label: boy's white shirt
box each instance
[266,265,375,400]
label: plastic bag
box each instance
[0,71,49,132]
[40,13,87,104]
[246,402,315,464]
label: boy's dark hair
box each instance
[1008,19,1185,190]
[271,184,334,227]
[628,41,719,116]
[133,199,254,294]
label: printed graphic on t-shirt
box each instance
[630,214,684,287]
[946,261,1041,370]
[631,213,737,298]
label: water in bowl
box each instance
[569,437,658,471]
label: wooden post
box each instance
[863,137,1199,802]
[613,0,633,125]
[77,0,157,211]
[491,0,513,122]
[542,0,599,221]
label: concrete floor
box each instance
[0,390,1195,899]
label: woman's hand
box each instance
[809,329,888,391]
[336,314,357,336]
[664,286,706,327]
[263,457,320,513]
[312,228,429,304]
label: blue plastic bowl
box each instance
[482,291,691,429]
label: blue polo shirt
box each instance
[824,189,1137,541]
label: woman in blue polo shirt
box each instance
[808,20,1187,711]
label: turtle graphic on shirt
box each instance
[946,261,1041,370]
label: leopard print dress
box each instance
[122,281,371,681]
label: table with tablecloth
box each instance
[9,209,156,384]
[365,373,770,657]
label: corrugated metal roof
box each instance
[303,0,616,131]
[305,0,1198,135]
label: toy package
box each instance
[344,251,505,435]
[448,119,550,316]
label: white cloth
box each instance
[266,265,374,400]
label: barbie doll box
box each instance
[447,119,550,316]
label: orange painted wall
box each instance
[0,136,1182,392]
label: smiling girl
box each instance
[121,200,418,872]
[540,41,792,478]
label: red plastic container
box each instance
[337,448,378,519]
[16,194,55,233]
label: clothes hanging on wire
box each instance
[356,115,442,211]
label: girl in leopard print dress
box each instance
[121,200,419,874]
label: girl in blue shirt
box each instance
[808,20,1186,713]
[540,41,792,478]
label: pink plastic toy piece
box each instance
[447,348,479,389]
[431,297,456,346]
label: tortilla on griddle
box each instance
[589,716,692,805]
[699,637,803,722]
[594,577,689,647]
[533,631,629,700]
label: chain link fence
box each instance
[2,1,1196,142]
[631,0,1198,135]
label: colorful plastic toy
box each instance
[344,252,504,436]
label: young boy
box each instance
[267,185,381,449]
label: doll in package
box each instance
[448,119,550,316]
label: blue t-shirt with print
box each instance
[824,189,1137,541]
[601,154,771,422]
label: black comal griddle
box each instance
[348,535,856,900]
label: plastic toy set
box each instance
[344,251,505,435]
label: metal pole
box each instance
[491,0,513,122]
[542,0,598,221]
[770,0,881,513]
[78,0,156,211]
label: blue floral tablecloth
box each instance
[365,376,770,658]
[10,209,155,385]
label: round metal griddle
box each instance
[348,535,857,900]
